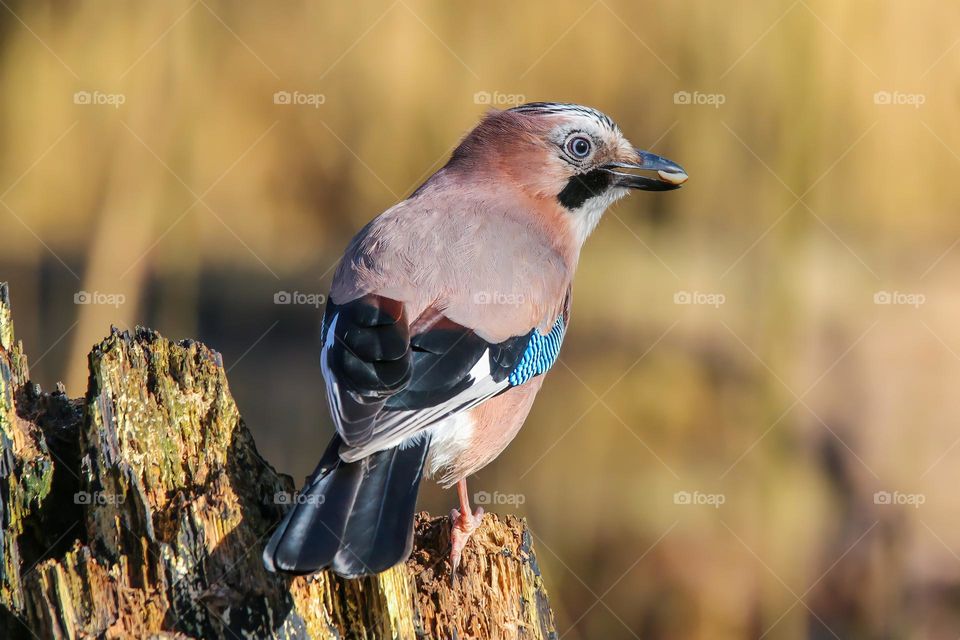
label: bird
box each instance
[263,102,687,579]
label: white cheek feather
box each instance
[570,186,630,243]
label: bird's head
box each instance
[446,102,687,243]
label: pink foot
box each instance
[449,505,484,580]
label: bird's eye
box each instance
[565,136,592,159]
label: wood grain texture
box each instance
[0,283,556,640]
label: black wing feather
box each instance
[383,328,489,411]
[323,295,413,446]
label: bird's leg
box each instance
[449,478,484,578]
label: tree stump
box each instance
[0,283,557,639]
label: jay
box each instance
[263,102,687,578]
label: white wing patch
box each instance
[320,313,345,428]
[337,348,508,462]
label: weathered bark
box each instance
[0,283,556,639]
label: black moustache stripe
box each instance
[556,169,612,210]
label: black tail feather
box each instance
[332,436,431,576]
[263,434,430,578]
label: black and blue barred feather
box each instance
[507,315,566,386]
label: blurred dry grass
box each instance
[2,1,960,637]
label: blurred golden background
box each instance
[2,1,959,637]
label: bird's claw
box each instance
[449,506,484,584]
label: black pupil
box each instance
[571,138,590,157]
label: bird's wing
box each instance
[321,293,569,461]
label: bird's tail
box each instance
[263,434,431,578]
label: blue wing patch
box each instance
[508,315,566,386]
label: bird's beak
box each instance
[601,149,688,191]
